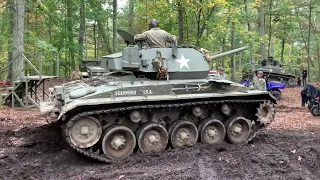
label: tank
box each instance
[242,56,296,86]
[40,30,277,163]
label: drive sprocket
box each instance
[255,101,275,125]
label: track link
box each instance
[63,99,275,163]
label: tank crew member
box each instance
[134,19,177,48]
[217,67,227,80]
[251,71,266,91]
[70,66,83,81]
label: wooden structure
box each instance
[0,52,57,109]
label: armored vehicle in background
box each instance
[242,56,296,86]
[80,59,108,78]
[41,29,277,163]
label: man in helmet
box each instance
[251,71,266,91]
[134,19,177,48]
[217,67,227,80]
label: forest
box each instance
[0,0,320,82]
[2,1,320,179]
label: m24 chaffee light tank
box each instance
[41,30,277,163]
[242,56,296,86]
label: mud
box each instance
[0,84,320,180]
[0,122,320,180]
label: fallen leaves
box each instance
[269,86,320,132]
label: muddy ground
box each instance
[0,83,320,180]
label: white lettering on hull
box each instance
[113,89,153,96]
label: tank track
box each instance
[63,99,275,163]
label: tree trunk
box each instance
[257,2,267,60]
[196,2,215,46]
[12,0,25,82]
[244,0,255,70]
[67,1,75,68]
[177,0,184,45]
[128,0,135,33]
[221,38,226,68]
[94,22,97,59]
[267,0,273,57]
[97,20,112,54]
[230,21,236,81]
[307,4,311,82]
[280,38,286,64]
[78,0,85,64]
[113,0,118,53]
[6,0,14,81]
[269,41,274,57]
[317,43,320,81]
[48,16,52,44]
[239,52,243,70]
[196,1,202,46]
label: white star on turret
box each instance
[176,54,190,69]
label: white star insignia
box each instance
[176,54,190,69]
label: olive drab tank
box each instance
[242,56,296,86]
[40,29,277,163]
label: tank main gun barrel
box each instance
[210,47,248,60]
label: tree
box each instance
[257,0,267,60]
[113,0,118,52]
[11,0,25,81]
[78,0,85,63]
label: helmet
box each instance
[149,19,159,29]
[257,71,263,75]
[218,67,224,71]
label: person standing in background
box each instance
[302,68,307,86]
[70,66,83,81]
[297,76,301,86]
[217,67,227,80]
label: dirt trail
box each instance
[0,83,320,180]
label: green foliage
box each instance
[1,0,320,81]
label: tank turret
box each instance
[103,30,247,81]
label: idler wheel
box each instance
[169,120,198,148]
[68,116,102,148]
[101,125,136,160]
[136,122,168,153]
[225,117,251,144]
[198,118,225,145]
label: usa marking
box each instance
[140,89,153,95]
[113,89,153,96]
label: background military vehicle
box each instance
[242,56,296,86]
[80,59,108,78]
[41,29,277,163]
